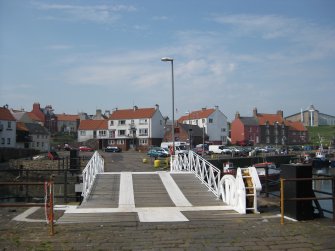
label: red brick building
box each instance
[231,108,308,146]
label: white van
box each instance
[160,141,189,154]
[208,145,231,154]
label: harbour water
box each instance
[313,167,335,218]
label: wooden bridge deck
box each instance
[58,171,236,223]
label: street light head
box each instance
[161,57,174,62]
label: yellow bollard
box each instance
[143,158,148,163]
[154,159,161,168]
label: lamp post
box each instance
[161,57,175,155]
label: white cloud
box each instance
[33,2,136,24]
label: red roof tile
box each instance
[27,112,43,122]
[110,108,156,120]
[256,113,285,125]
[78,120,108,130]
[17,122,29,131]
[286,120,307,131]
[178,108,215,122]
[0,107,16,121]
[56,114,79,122]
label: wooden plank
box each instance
[171,173,224,206]
[133,174,175,207]
[80,174,120,208]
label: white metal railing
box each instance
[171,151,221,197]
[219,166,262,214]
[219,173,246,214]
[81,151,104,201]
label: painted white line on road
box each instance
[118,172,135,209]
[137,208,189,222]
[12,207,44,222]
[158,171,192,207]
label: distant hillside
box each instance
[307,126,335,147]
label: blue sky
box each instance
[1,0,334,121]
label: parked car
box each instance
[105,146,122,152]
[147,147,169,158]
[208,145,231,154]
[79,146,94,152]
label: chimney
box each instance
[277,110,283,118]
[33,102,41,111]
[105,110,110,117]
[96,109,102,118]
[235,111,240,119]
[214,105,219,110]
[155,104,159,110]
[253,107,258,117]
[133,106,138,111]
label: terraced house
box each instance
[231,108,308,146]
[108,105,165,151]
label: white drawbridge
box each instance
[81,151,262,215]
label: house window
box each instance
[7,121,12,129]
[139,139,148,145]
[139,119,148,125]
[118,130,126,136]
[209,118,213,123]
[108,140,115,145]
[1,138,4,144]
[117,139,125,144]
[42,142,44,147]
[202,119,205,123]
[37,142,40,147]
[118,120,126,125]
[221,128,226,132]
[80,131,86,136]
[7,138,10,145]
[99,130,106,136]
[110,121,114,126]
[139,128,148,136]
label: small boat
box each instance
[222,162,235,175]
[312,144,330,168]
[253,162,281,182]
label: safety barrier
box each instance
[171,151,221,197]
[280,177,335,224]
[0,180,55,235]
[81,151,104,201]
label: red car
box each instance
[79,146,94,152]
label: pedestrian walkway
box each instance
[58,171,235,223]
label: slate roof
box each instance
[109,108,156,120]
[239,117,259,126]
[78,120,108,130]
[0,107,16,121]
[178,123,205,137]
[25,123,50,135]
